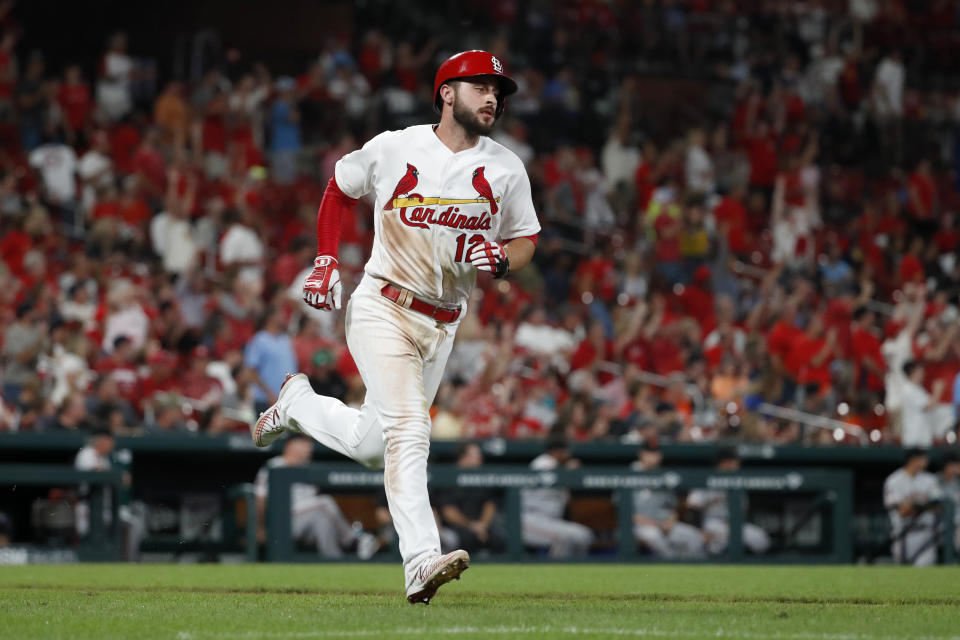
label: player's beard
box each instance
[453,93,495,138]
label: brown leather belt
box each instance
[380,284,462,323]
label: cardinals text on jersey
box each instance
[334,124,539,307]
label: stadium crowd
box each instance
[1,0,960,449]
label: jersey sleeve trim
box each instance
[504,234,539,247]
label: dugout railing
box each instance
[0,465,124,561]
[263,464,863,564]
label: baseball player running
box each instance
[251,50,539,604]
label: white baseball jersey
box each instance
[335,124,540,306]
[522,453,569,519]
[883,468,942,533]
[254,456,320,515]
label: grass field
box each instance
[2,563,959,640]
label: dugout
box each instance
[0,432,956,564]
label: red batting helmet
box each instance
[433,50,518,119]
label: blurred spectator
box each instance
[28,126,79,234]
[219,207,265,293]
[15,51,45,151]
[150,168,198,275]
[254,435,377,558]
[58,65,92,144]
[96,32,133,122]
[269,77,301,184]
[2,301,47,404]
[85,375,138,433]
[684,128,714,197]
[153,81,189,149]
[42,391,93,432]
[871,49,904,165]
[900,361,952,447]
[77,130,114,213]
[850,307,885,397]
[521,435,594,557]
[101,279,149,354]
[306,348,347,402]
[179,345,225,414]
[906,159,938,237]
[328,60,371,124]
[687,448,771,555]
[884,448,942,566]
[0,30,17,125]
[243,307,297,410]
[44,317,94,407]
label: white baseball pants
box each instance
[634,521,707,558]
[891,527,938,566]
[522,512,595,557]
[279,274,458,590]
[703,518,772,554]
[292,495,357,558]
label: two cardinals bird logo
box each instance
[384,163,499,214]
[384,163,421,210]
[471,166,498,215]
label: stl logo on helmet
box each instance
[491,56,503,74]
[385,164,500,231]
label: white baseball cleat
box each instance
[406,549,470,605]
[251,373,306,447]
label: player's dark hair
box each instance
[545,433,569,453]
[716,446,739,464]
[640,438,660,453]
[455,442,479,462]
[284,434,312,447]
[904,447,928,462]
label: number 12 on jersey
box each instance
[454,233,485,262]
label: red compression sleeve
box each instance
[316,176,358,258]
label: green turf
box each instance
[2,564,959,640]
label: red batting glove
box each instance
[302,256,342,310]
[467,241,510,279]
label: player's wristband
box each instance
[493,254,510,279]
